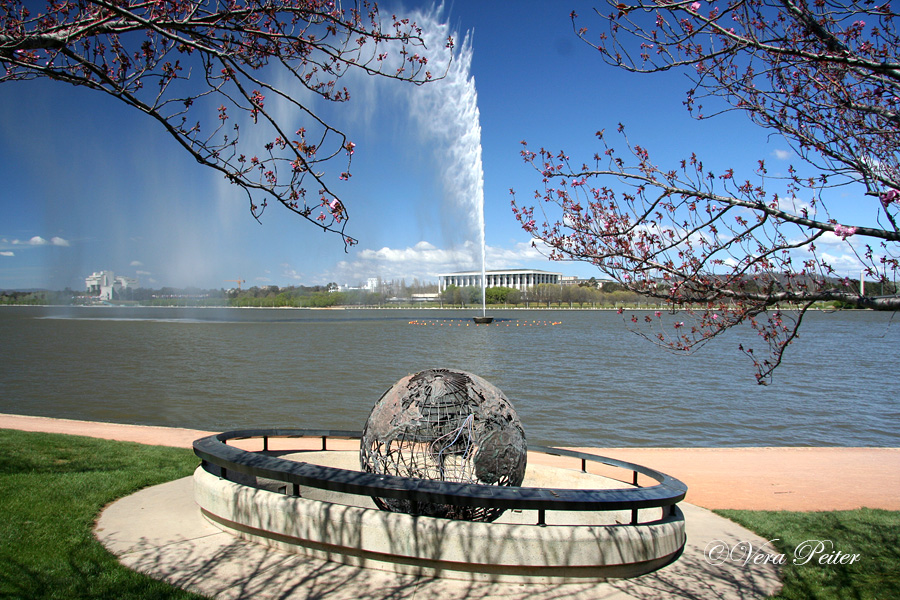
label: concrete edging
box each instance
[193,464,686,583]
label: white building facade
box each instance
[438,269,563,291]
[85,271,139,300]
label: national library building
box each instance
[438,269,563,291]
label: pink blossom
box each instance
[689,2,701,12]
[880,189,899,208]
[834,224,857,239]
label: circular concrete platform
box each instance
[193,451,685,583]
[95,475,782,600]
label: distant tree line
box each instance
[439,282,654,308]
[227,278,439,307]
[0,289,78,305]
[0,280,438,307]
[1,276,894,309]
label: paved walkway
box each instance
[95,476,782,600]
[3,412,898,511]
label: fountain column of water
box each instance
[407,11,489,321]
[481,222,487,317]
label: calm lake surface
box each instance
[1,305,897,447]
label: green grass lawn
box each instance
[717,509,900,600]
[1,428,898,599]
[0,429,207,600]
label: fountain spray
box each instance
[407,9,488,320]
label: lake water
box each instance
[1,305,897,447]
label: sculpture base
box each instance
[194,450,686,583]
[473,316,494,324]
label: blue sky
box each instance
[0,1,868,290]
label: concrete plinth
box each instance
[193,451,685,583]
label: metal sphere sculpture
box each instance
[360,368,527,522]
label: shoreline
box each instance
[3,412,898,512]
[1,303,853,311]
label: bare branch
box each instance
[1,0,454,248]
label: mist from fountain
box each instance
[407,8,487,317]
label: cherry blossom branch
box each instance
[0,0,453,248]
[512,125,899,383]
[512,1,899,382]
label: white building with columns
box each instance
[438,269,563,291]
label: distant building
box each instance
[85,271,138,301]
[438,269,563,291]
[411,293,440,302]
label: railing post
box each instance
[321,435,327,451]
[537,509,546,526]
[263,436,269,452]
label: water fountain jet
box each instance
[405,11,491,324]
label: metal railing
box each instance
[193,429,687,526]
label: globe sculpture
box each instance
[360,368,527,522]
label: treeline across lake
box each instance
[441,282,657,308]
[0,282,683,309]
[225,283,660,308]
[1,281,868,309]
[0,284,398,308]
[0,285,361,307]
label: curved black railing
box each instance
[193,429,688,525]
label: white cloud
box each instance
[10,235,70,247]
[130,260,144,266]
[780,231,865,274]
[357,240,472,265]
[773,149,791,160]
[136,270,151,276]
[820,250,864,274]
[485,240,553,268]
[13,236,46,245]
[776,196,813,217]
[818,230,858,246]
[0,251,13,257]
[318,239,558,284]
[280,264,303,281]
